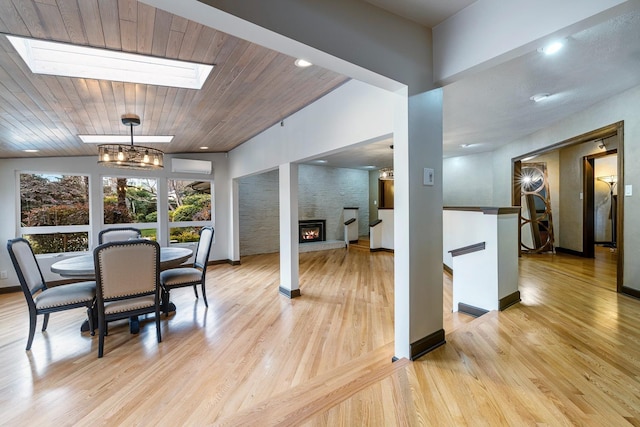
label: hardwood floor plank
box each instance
[1,246,638,426]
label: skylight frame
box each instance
[7,35,214,89]
[78,135,174,144]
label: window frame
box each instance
[100,174,160,241]
[17,171,92,255]
[167,178,214,245]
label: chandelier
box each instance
[97,114,164,169]
[379,167,394,180]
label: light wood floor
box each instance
[0,246,636,426]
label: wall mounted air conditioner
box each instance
[171,158,212,175]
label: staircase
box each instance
[347,237,370,251]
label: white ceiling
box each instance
[443,7,640,158]
[364,0,477,28]
[310,1,640,170]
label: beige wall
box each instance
[558,136,619,252]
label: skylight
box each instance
[7,35,214,89]
[79,135,174,144]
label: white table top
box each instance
[51,246,193,277]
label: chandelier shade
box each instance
[97,114,164,170]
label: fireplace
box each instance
[299,219,326,243]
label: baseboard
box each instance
[279,286,301,299]
[209,259,241,266]
[410,329,446,361]
[458,303,489,317]
[499,290,521,310]
[370,248,394,253]
[621,286,640,300]
[0,286,20,294]
[555,247,584,257]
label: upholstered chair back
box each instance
[8,238,46,296]
[95,240,159,300]
[98,227,141,244]
[194,226,214,270]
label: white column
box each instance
[279,163,300,298]
[394,88,445,360]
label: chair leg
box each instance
[155,305,162,343]
[98,321,105,358]
[26,311,37,351]
[42,313,50,331]
[86,307,95,337]
[201,282,208,307]
[162,288,171,316]
[193,284,199,299]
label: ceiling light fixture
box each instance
[97,114,164,170]
[23,149,39,153]
[7,35,214,89]
[294,59,312,68]
[538,41,564,55]
[530,93,551,103]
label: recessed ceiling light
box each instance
[79,135,174,143]
[199,146,209,150]
[538,41,564,55]
[294,59,312,68]
[529,93,551,103]
[23,149,39,153]
[7,35,214,89]
[364,165,377,169]
[460,144,473,148]
[312,159,327,164]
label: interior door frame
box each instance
[583,148,618,258]
[512,121,624,292]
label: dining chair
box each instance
[94,239,162,358]
[98,227,141,244]
[160,226,214,313]
[7,238,96,351]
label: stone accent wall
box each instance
[298,165,369,239]
[238,170,280,256]
[238,165,370,256]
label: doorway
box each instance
[512,122,624,292]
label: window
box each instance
[168,179,213,243]
[19,173,90,254]
[103,176,158,240]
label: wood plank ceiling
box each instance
[0,0,349,158]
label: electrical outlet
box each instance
[0,271,7,280]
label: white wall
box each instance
[228,80,396,179]
[443,151,494,206]
[0,153,230,289]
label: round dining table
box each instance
[51,246,193,333]
[51,246,193,278]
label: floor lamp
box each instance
[597,175,617,248]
